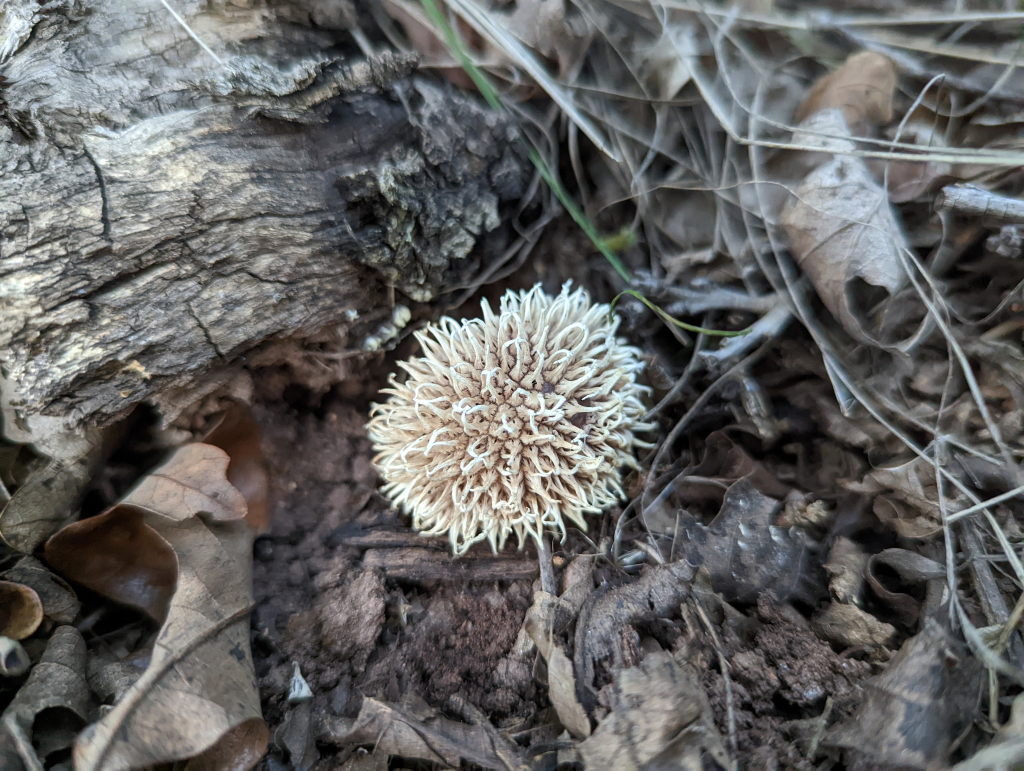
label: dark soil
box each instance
[246,367,876,770]
[250,396,540,754]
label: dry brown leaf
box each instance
[122,443,247,522]
[0,434,105,553]
[0,636,31,677]
[45,505,178,622]
[873,496,942,540]
[865,548,946,627]
[781,108,910,345]
[574,562,695,707]
[670,479,818,605]
[320,695,517,770]
[547,645,591,740]
[2,556,80,625]
[505,0,588,77]
[642,430,789,535]
[954,693,1024,771]
[524,591,591,739]
[202,403,270,530]
[382,0,487,91]
[848,456,966,539]
[72,517,263,771]
[796,51,895,135]
[810,602,897,650]
[826,619,982,768]
[43,435,266,770]
[575,651,730,771]
[2,626,94,768]
[185,717,269,771]
[277,701,319,771]
[823,537,868,605]
[338,754,389,771]
[0,580,43,640]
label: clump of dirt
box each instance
[317,568,387,667]
[361,583,536,716]
[702,595,873,771]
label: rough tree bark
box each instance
[0,0,527,442]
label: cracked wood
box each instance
[0,0,527,434]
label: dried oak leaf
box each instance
[42,440,266,771]
[810,602,897,650]
[954,693,1024,771]
[825,618,982,769]
[781,108,910,345]
[71,517,263,771]
[2,626,94,768]
[574,651,730,771]
[865,548,946,628]
[642,430,789,535]
[2,556,80,626]
[202,402,270,531]
[574,561,695,708]
[123,443,247,522]
[45,505,178,622]
[671,478,820,605]
[0,430,106,553]
[320,694,518,770]
[795,51,895,135]
[0,580,43,640]
[524,591,591,739]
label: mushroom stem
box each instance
[536,534,556,595]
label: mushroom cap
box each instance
[366,283,655,555]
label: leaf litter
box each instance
[6,2,1024,770]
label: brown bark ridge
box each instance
[0,0,527,439]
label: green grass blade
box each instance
[610,290,750,337]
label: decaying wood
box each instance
[362,547,539,582]
[0,0,527,439]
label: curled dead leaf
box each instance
[185,717,269,771]
[575,651,730,771]
[0,442,103,553]
[2,556,81,626]
[0,636,30,678]
[825,619,982,769]
[72,517,263,771]
[810,602,897,650]
[45,505,178,623]
[670,479,819,605]
[796,51,895,135]
[2,626,94,768]
[122,443,247,522]
[320,694,519,770]
[524,591,591,739]
[781,108,910,345]
[0,580,43,640]
[642,430,789,536]
[865,549,946,627]
[202,403,270,530]
[574,562,695,709]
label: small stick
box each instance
[694,601,737,756]
[935,184,1024,223]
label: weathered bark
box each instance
[0,0,527,437]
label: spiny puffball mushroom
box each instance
[366,283,655,555]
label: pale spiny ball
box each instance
[366,283,655,555]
